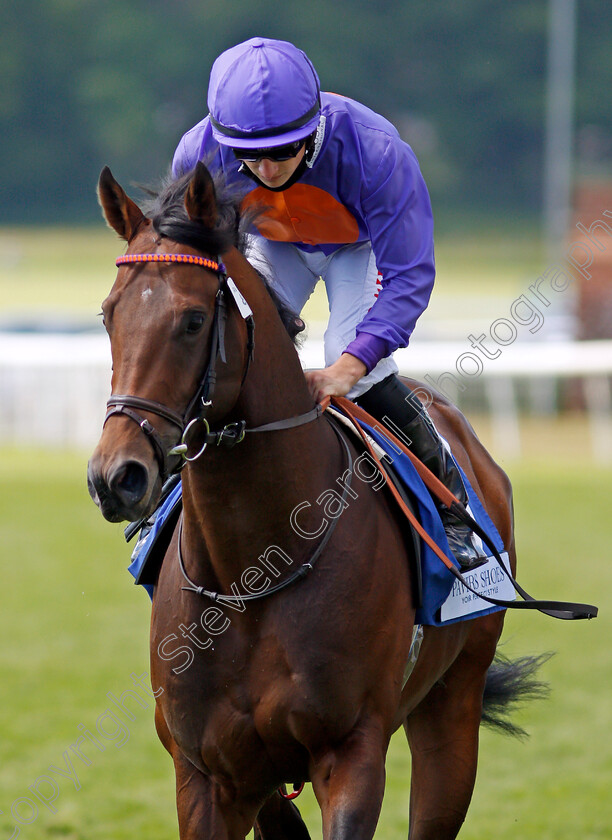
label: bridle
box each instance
[104,252,324,480]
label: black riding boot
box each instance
[355,374,487,571]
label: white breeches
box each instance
[246,237,398,399]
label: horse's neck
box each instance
[224,245,314,425]
[181,246,338,591]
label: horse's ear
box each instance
[184,162,218,229]
[97,166,146,241]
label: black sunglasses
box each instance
[232,140,304,162]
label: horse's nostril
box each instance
[110,461,149,507]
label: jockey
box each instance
[172,37,486,570]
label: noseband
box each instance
[104,252,322,480]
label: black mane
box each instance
[142,171,305,344]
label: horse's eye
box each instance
[185,312,206,334]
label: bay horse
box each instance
[88,162,540,840]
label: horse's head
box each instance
[88,164,254,522]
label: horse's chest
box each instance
[160,669,302,781]
[159,646,355,782]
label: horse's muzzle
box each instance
[87,451,161,523]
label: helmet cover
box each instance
[208,37,321,149]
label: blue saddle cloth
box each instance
[359,421,505,625]
[127,417,506,626]
[127,481,183,600]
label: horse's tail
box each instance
[481,651,553,738]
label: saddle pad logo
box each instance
[440,552,515,623]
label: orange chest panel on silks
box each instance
[241,184,360,246]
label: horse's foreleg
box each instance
[310,718,387,840]
[404,625,500,840]
[172,749,260,840]
[155,706,254,840]
[253,790,311,840]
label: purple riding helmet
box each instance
[207,37,321,149]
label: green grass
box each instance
[0,450,177,840]
[0,447,609,839]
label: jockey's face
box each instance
[240,145,306,188]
